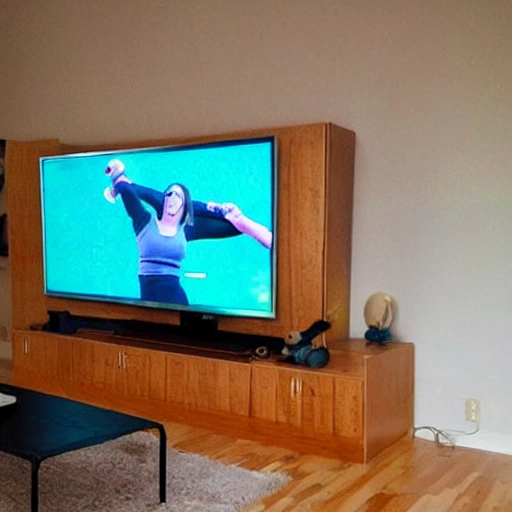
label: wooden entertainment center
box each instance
[5,122,414,462]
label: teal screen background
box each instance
[40,138,276,317]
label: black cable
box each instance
[413,423,480,452]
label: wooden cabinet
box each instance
[250,364,364,455]
[251,340,413,462]
[329,339,415,461]
[10,331,413,463]
[251,364,365,438]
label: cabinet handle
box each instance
[123,353,127,370]
[23,337,29,355]
[290,377,303,397]
[117,352,122,370]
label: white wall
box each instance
[1,0,511,454]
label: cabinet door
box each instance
[67,336,118,389]
[69,336,96,387]
[250,365,278,421]
[82,341,124,393]
[166,353,250,415]
[295,372,334,436]
[251,365,334,435]
[122,346,166,401]
[12,331,60,380]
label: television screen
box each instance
[40,136,277,319]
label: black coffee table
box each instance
[0,383,166,512]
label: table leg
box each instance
[31,459,41,512]
[158,425,167,503]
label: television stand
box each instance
[12,328,414,463]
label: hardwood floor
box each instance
[1,360,512,511]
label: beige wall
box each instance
[1,0,511,454]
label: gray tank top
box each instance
[137,216,187,276]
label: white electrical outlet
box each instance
[465,398,481,423]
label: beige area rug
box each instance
[0,431,291,511]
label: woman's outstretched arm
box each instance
[207,202,272,249]
[110,174,243,241]
[114,181,151,235]
[185,201,242,241]
[130,183,164,218]
[128,182,243,240]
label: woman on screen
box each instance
[105,159,272,305]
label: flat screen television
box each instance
[39,136,277,325]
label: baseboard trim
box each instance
[415,429,512,456]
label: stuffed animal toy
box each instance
[282,319,331,368]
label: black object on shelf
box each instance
[43,310,285,356]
